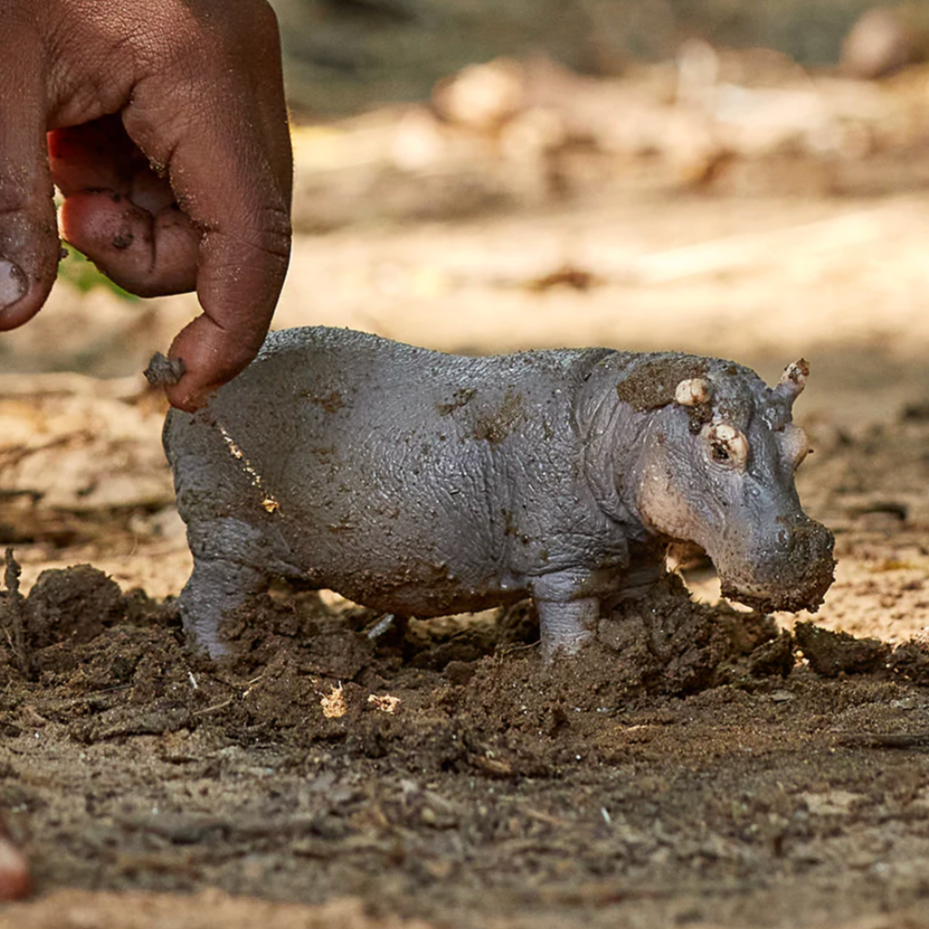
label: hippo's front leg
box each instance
[535,597,600,659]
[531,571,600,659]
[180,516,274,658]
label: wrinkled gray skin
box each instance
[164,327,835,660]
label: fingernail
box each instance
[0,260,27,310]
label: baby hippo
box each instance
[163,327,835,659]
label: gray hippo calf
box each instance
[163,327,835,659]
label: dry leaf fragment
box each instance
[320,684,347,719]
[367,694,402,714]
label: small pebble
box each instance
[144,353,187,387]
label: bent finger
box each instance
[52,117,200,295]
[163,228,288,409]
[59,191,199,296]
[124,7,293,408]
[48,116,137,196]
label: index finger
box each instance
[123,4,293,410]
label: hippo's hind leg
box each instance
[180,517,274,659]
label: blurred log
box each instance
[0,374,175,558]
[841,6,929,79]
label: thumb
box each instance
[0,13,60,332]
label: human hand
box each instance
[0,809,29,901]
[0,0,293,410]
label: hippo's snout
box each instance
[717,515,836,614]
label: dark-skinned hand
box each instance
[0,0,293,410]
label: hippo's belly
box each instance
[204,382,545,613]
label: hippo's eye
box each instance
[702,422,749,471]
[710,442,731,464]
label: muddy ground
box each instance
[7,56,929,929]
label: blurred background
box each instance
[5,1,929,413]
[6,1,929,606]
[5,1,929,403]
[270,0,927,115]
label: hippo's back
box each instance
[165,327,600,483]
[164,328,617,609]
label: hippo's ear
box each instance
[674,377,712,407]
[780,423,812,470]
[771,359,809,407]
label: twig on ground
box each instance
[836,729,929,749]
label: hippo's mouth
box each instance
[712,515,837,615]
[719,554,836,614]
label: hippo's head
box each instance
[628,357,835,613]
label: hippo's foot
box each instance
[535,596,599,661]
[180,558,268,659]
[180,517,277,659]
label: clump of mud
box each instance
[4,561,928,718]
[0,556,178,688]
[794,620,890,677]
[596,575,789,694]
[793,618,929,686]
[25,566,125,651]
[4,559,929,766]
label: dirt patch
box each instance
[794,621,890,677]
[4,506,929,929]
[5,889,433,929]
